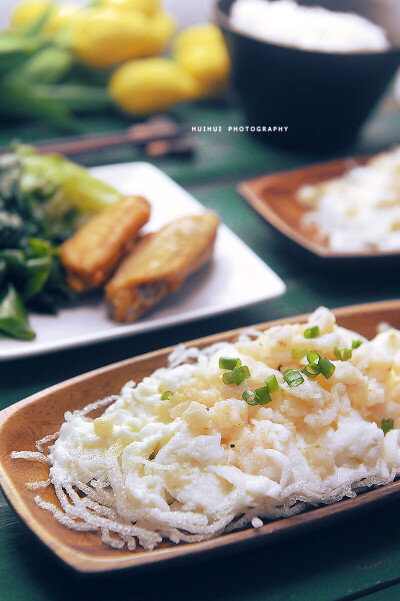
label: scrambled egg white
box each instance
[35,308,400,550]
[298,147,400,252]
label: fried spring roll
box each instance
[105,212,219,322]
[61,195,151,291]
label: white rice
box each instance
[230,0,389,53]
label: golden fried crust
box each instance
[61,195,151,291]
[106,212,219,322]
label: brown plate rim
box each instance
[1,299,400,572]
[238,155,400,259]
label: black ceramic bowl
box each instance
[215,0,400,152]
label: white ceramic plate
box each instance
[0,162,286,360]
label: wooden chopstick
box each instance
[2,116,192,157]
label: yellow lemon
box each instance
[10,0,52,29]
[109,58,200,115]
[176,41,230,94]
[44,3,80,34]
[101,0,161,17]
[72,8,155,68]
[173,24,225,53]
[140,10,176,56]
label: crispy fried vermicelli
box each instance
[11,308,400,551]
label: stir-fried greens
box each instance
[0,144,119,340]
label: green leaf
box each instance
[33,83,111,112]
[27,237,52,258]
[0,283,35,340]
[21,238,53,300]
[0,249,26,284]
[0,35,39,54]
[16,146,119,213]
[0,79,79,131]
[0,259,7,289]
[0,34,41,75]
[0,211,25,249]
[14,46,74,84]
[60,174,120,213]
[23,256,52,300]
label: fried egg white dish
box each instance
[12,307,400,551]
[298,147,400,253]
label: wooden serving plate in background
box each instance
[237,155,397,259]
[1,300,400,573]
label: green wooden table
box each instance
[1,96,400,601]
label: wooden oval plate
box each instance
[237,155,400,259]
[1,300,400,573]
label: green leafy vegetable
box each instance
[0,259,6,289]
[0,78,78,131]
[0,283,35,340]
[0,35,42,75]
[15,46,75,85]
[0,211,25,249]
[0,144,119,339]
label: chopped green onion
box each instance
[240,365,251,379]
[222,365,250,386]
[319,357,335,379]
[301,364,321,379]
[242,389,258,405]
[283,369,304,387]
[333,346,342,360]
[343,348,352,361]
[222,367,242,385]
[219,356,241,370]
[243,386,273,406]
[254,386,272,405]
[381,418,394,435]
[334,346,352,361]
[265,374,279,393]
[307,350,320,364]
[291,347,307,359]
[352,339,363,349]
[222,371,232,385]
[304,326,320,339]
[161,391,171,400]
[242,389,254,401]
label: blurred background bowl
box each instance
[215,0,400,152]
